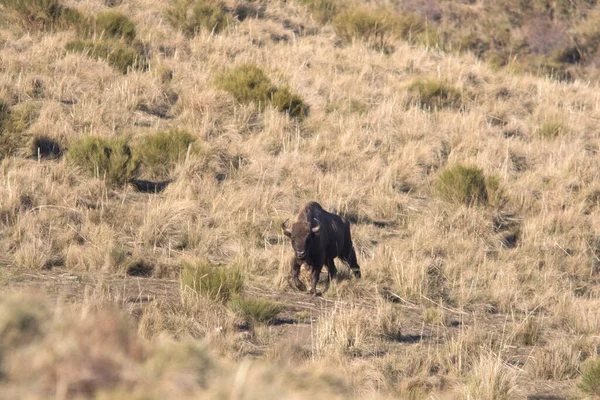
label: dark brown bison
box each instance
[282,201,361,295]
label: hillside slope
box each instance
[1,0,600,398]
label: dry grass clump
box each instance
[513,317,541,346]
[436,164,502,207]
[134,129,196,178]
[333,6,437,51]
[66,136,139,186]
[300,0,340,24]
[463,352,519,400]
[0,294,48,350]
[228,295,282,326]
[527,339,588,380]
[536,120,568,139]
[164,0,232,37]
[0,101,39,158]
[406,78,462,110]
[313,302,401,358]
[181,262,244,302]
[215,64,306,118]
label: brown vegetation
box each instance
[1,0,600,398]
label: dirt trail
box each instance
[0,267,578,399]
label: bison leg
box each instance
[290,257,306,291]
[343,247,361,279]
[309,265,322,296]
[327,259,337,282]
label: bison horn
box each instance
[282,219,292,237]
[312,220,320,234]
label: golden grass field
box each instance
[2,0,600,398]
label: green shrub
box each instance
[0,0,63,30]
[92,10,136,42]
[407,79,462,110]
[181,263,244,302]
[216,64,275,108]
[0,0,85,31]
[300,0,340,24]
[580,358,600,397]
[436,165,490,206]
[536,120,566,138]
[65,39,145,74]
[216,64,306,117]
[67,136,139,185]
[229,295,282,325]
[134,129,196,178]
[165,0,231,37]
[270,86,307,118]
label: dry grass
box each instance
[2,0,600,397]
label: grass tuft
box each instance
[65,39,145,74]
[216,64,306,117]
[333,7,437,51]
[134,129,196,178]
[181,263,244,302]
[270,85,307,118]
[165,0,232,37]
[536,120,567,138]
[228,295,282,325]
[67,136,139,186]
[92,10,136,42]
[436,165,491,206]
[300,0,340,24]
[579,358,600,397]
[216,64,276,108]
[406,78,462,110]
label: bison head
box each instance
[282,219,320,260]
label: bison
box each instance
[282,201,361,295]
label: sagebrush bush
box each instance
[228,295,282,325]
[65,39,145,74]
[216,64,306,117]
[579,358,600,397]
[436,165,493,206]
[407,78,462,110]
[181,263,244,302]
[134,129,196,178]
[165,0,231,37]
[67,136,139,185]
[300,0,340,24]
